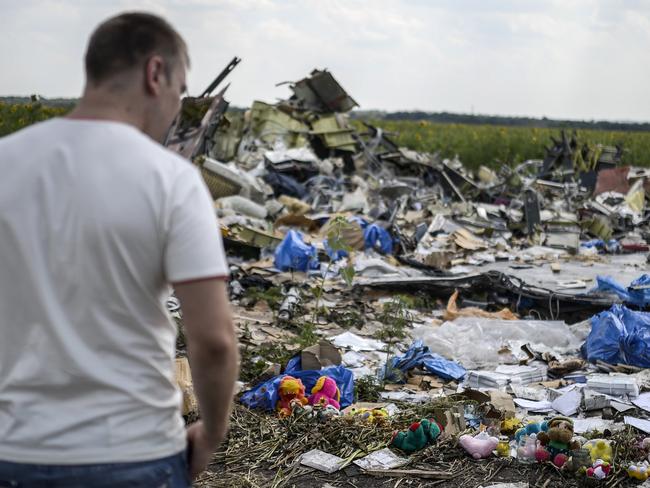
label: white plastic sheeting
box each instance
[412,317,581,369]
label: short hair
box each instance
[84,12,189,85]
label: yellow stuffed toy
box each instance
[276,376,308,417]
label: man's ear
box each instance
[144,55,165,96]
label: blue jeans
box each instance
[0,451,190,488]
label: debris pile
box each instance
[167,60,650,487]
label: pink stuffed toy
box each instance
[308,376,341,410]
[459,431,499,459]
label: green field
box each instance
[358,119,650,170]
[0,101,70,138]
[2,101,649,170]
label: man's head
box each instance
[82,12,189,141]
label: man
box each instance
[0,12,238,487]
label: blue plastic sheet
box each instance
[348,217,393,254]
[363,224,393,254]
[239,365,355,411]
[581,239,620,253]
[389,340,466,381]
[582,305,650,367]
[274,230,319,272]
[594,275,650,307]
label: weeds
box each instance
[354,375,383,403]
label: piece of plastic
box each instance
[274,230,319,272]
[593,275,650,307]
[348,217,393,254]
[363,224,393,254]
[581,239,620,253]
[239,364,355,411]
[263,170,307,198]
[389,340,466,381]
[412,317,580,369]
[582,305,650,368]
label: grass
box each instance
[3,101,648,173]
[354,118,650,170]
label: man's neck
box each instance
[67,90,145,132]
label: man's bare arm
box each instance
[174,278,238,446]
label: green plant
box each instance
[310,216,356,325]
[354,375,383,402]
[376,296,413,381]
[243,286,284,310]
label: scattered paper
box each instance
[551,388,582,416]
[353,448,409,471]
[573,418,619,434]
[511,385,548,402]
[329,331,385,352]
[341,350,367,368]
[513,398,553,412]
[633,392,650,413]
[380,391,435,403]
[300,449,345,473]
[625,416,650,434]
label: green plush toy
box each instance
[390,419,443,453]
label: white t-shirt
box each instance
[0,118,228,464]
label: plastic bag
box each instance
[582,304,650,367]
[348,217,393,254]
[239,365,355,411]
[274,230,319,272]
[412,317,580,369]
[363,224,393,254]
[389,340,466,381]
[594,275,650,307]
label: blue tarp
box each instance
[594,275,650,308]
[239,364,355,411]
[274,230,319,272]
[581,239,620,253]
[390,340,466,381]
[363,224,393,254]
[582,304,650,368]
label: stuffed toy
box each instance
[628,461,650,481]
[459,431,499,459]
[587,459,611,479]
[563,448,592,473]
[515,420,549,443]
[276,375,309,417]
[349,407,389,424]
[308,376,341,410]
[536,416,580,467]
[501,417,523,436]
[391,419,442,453]
[582,439,613,464]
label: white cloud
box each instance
[0,0,647,121]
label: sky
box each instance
[1,0,649,122]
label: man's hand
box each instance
[174,278,238,480]
[186,421,219,480]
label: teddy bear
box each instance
[535,416,581,467]
[391,419,442,453]
[459,431,499,459]
[308,376,340,410]
[276,375,309,417]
